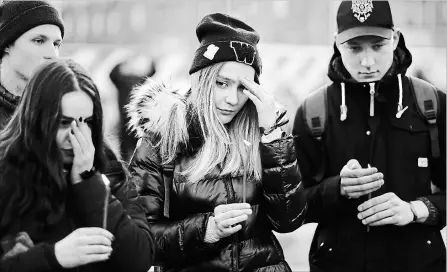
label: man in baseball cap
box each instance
[293,1,446,271]
[0,0,64,129]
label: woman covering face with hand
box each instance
[0,59,154,272]
[127,13,306,272]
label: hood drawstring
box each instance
[397,74,403,112]
[340,74,406,120]
[396,74,408,118]
[340,82,347,121]
[369,82,375,117]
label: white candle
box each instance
[242,140,252,203]
[101,174,111,229]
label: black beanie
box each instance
[189,13,262,77]
[0,0,64,55]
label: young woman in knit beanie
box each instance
[0,59,154,272]
[127,13,306,272]
[0,0,64,129]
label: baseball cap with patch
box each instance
[336,0,394,44]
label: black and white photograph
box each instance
[0,0,445,271]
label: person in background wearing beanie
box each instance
[127,13,306,272]
[0,59,154,272]
[0,0,64,129]
[292,1,446,272]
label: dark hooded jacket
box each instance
[0,83,20,129]
[292,35,446,272]
[0,147,154,272]
[127,81,307,272]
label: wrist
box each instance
[260,127,283,143]
[79,166,96,180]
[409,200,429,223]
[408,201,418,223]
[204,216,220,243]
[260,124,277,136]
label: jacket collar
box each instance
[0,83,20,113]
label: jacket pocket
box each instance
[390,117,432,197]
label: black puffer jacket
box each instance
[127,82,307,272]
[0,84,20,130]
[293,34,446,272]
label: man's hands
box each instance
[358,193,414,227]
[340,159,384,199]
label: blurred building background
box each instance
[48,0,446,271]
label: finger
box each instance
[215,203,251,214]
[341,172,383,186]
[358,200,390,220]
[346,159,362,170]
[224,224,242,235]
[358,193,395,212]
[215,209,251,223]
[81,245,113,255]
[69,130,83,158]
[344,179,384,193]
[348,186,382,199]
[367,212,397,226]
[80,253,111,265]
[78,235,113,247]
[78,121,94,150]
[239,77,264,101]
[242,89,261,107]
[77,228,114,241]
[341,167,379,179]
[222,214,248,228]
[71,121,88,154]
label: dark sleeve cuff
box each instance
[417,197,440,226]
[70,174,107,224]
[43,244,64,270]
[321,175,343,206]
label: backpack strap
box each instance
[408,76,440,159]
[303,84,329,141]
[303,84,329,182]
[161,162,175,218]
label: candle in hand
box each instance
[101,174,111,229]
[242,140,252,203]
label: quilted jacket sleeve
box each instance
[292,105,352,224]
[260,134,307,233]
[128,140,221,267]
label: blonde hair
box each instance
[156,62,262,183]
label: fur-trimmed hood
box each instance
[126,79,202,156]
[126,80,188,138]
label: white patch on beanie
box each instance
[203,44,219,60]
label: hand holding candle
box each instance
[101,174,111,229]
